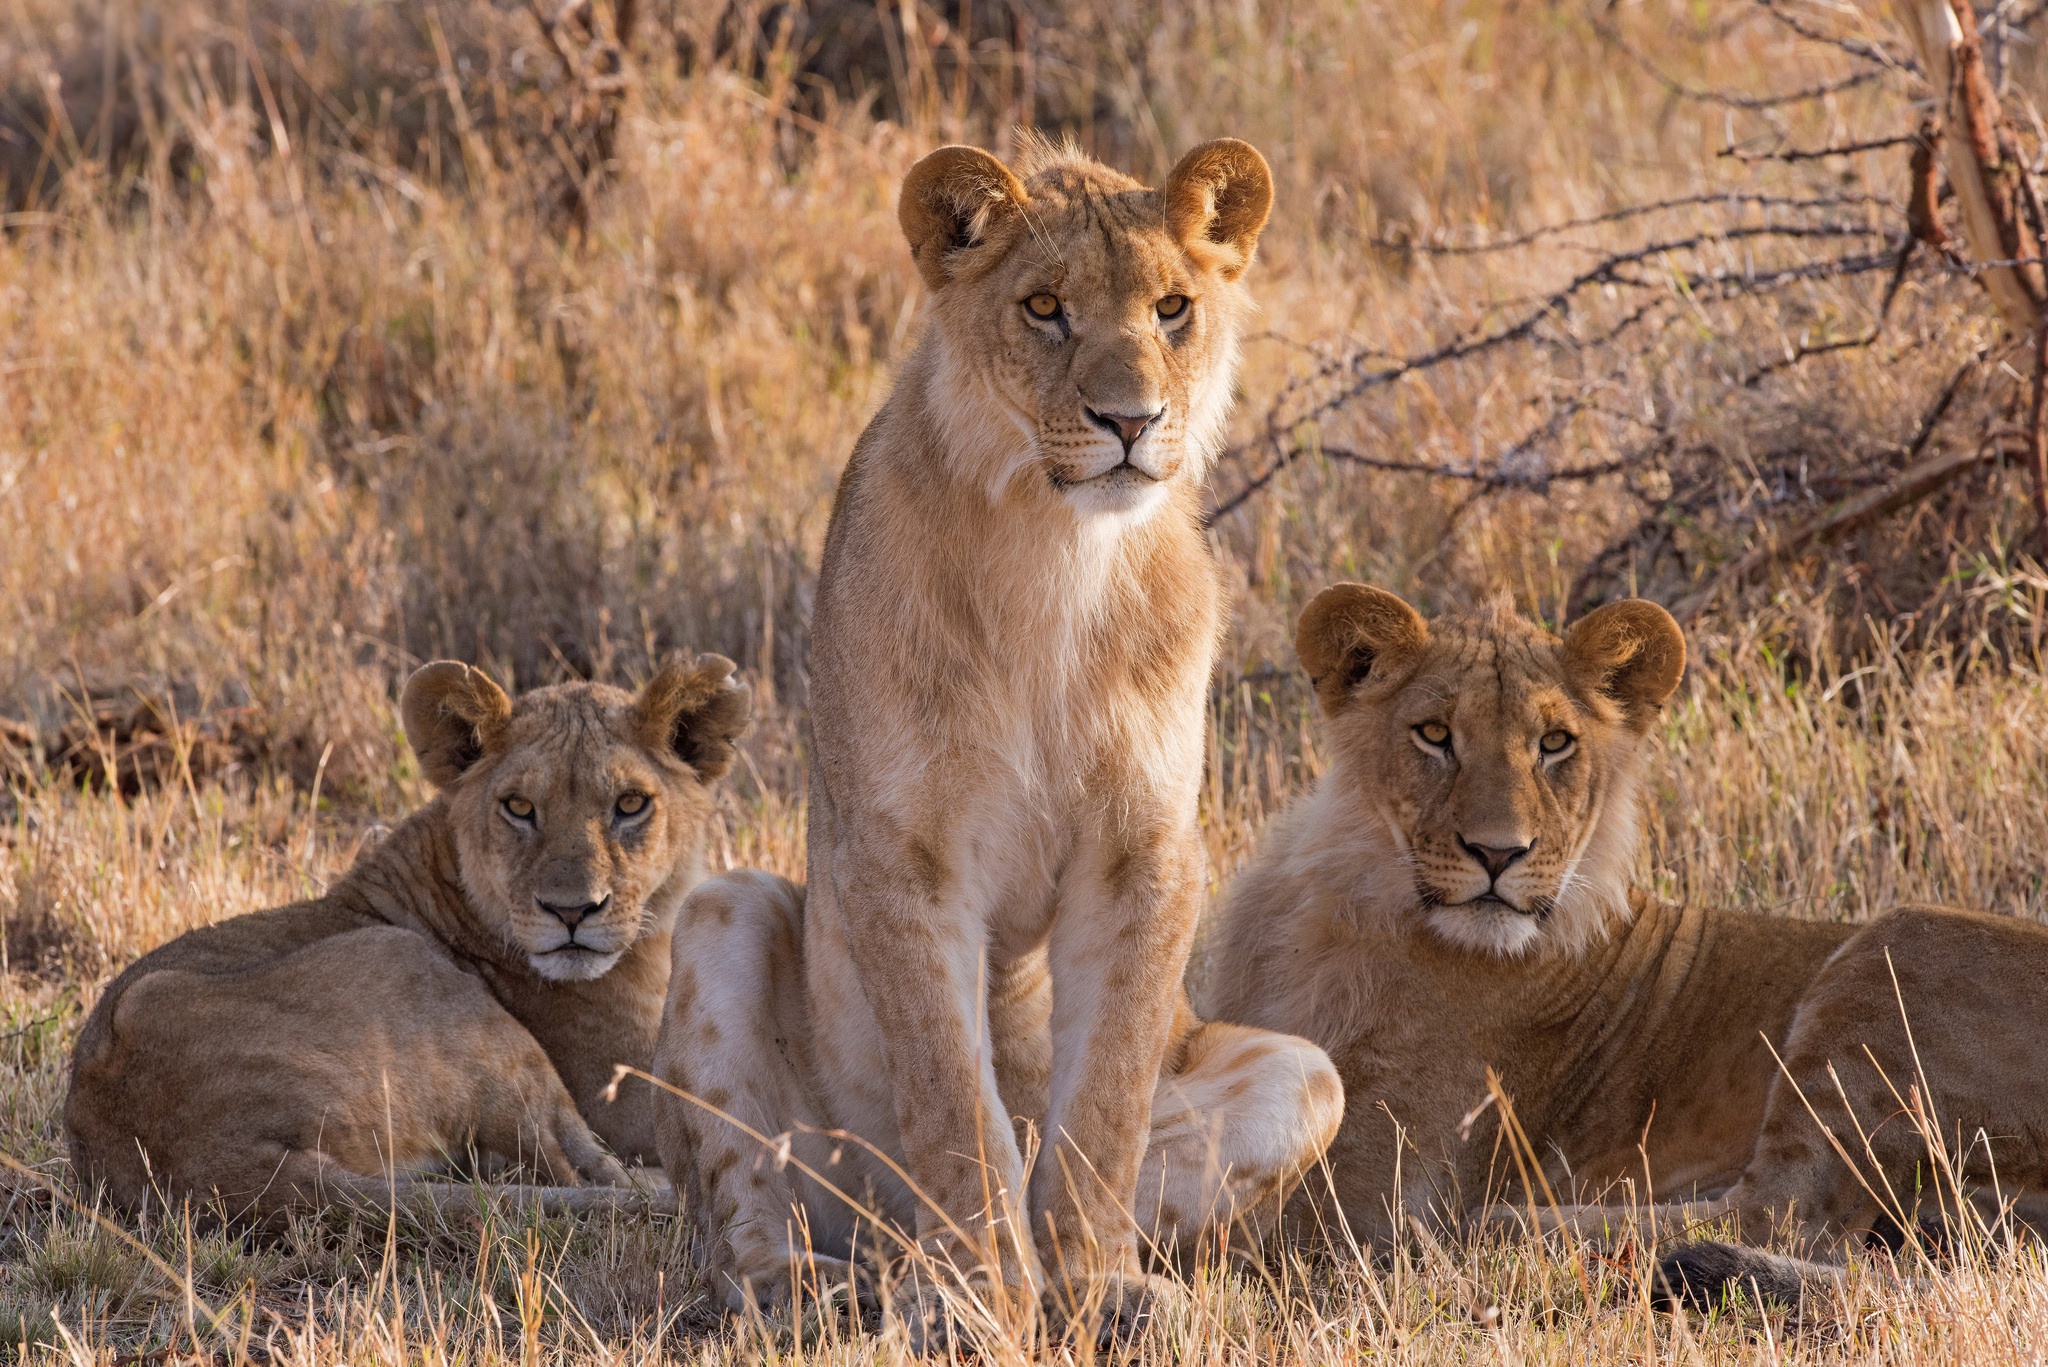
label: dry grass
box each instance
[6,0,2048,1360]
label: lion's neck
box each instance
[849,343,1214,666]
[329,802,509,966]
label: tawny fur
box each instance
[654,136,1342,1342]
[1204,586,2048,1306]
[66,657,748,1220]
[655,872,1344,1318]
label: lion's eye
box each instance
[1415,722,1451,750]
[1025,293,1062,320]
[503,796,535,821]
[1540,730,1576,756]
[616,792,649,818]
[1156,294,1189,320]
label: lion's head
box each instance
[1295,586,1685,956]
[897,133,1272,519]
[400,657,751,982]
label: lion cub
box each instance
[1204,585,2048,1306]
[655,134,1342,1344]
[67,657,748,1219]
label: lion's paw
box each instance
[1047,1267,1185,1350]
[722,1253,870,1320]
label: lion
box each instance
[1201,584,2048,1311]
[652,134,1343,1347]
[66,655,749,1220]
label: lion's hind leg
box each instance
[1135,1020,1343,1262]
[655,871,862,1314]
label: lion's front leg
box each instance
[820,840,1044,1318]
[1035,827,1205,1343]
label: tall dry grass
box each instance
[5,0,2048,1360]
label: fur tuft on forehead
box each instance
[1010,128,1099,181]
[1433,591,1556,654]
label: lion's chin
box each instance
[1425,900,1548,958]
[527,944,626,983]
[1053,464,1172,520]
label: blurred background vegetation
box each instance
[0,0,2044,937]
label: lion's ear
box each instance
[402,662,513,790]
[635,654,752,784]
[899,145,1030,291]
[1563,599,1686,729]
[1296,584,1429,714]
[1162,138,1273,280]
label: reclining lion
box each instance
[1202,584,2048,1308]
[66,655,748,1220]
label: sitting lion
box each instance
[1202,584,2048,1307]
[653,131,1344,1337]
[66,655,749,1219]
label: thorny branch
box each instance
[1755,0,1918,72]
[1370,192,1895,256]
[1593,18,1884,108]
[1718,132,1921,162]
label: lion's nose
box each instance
[1084,405,1161,454]
[1459,838,1532,880]
[537,894,610,929]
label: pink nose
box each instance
[1460,839,1532,880]
[537,894,609,929]
[1085,406,1161,454]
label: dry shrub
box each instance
[0,0,628,216]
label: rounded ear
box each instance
[1562,599,1687,729]
[634,654,752,784]
[1161,138,1273,280]
[1296,584,1429,714]
[898,145,1030,291]
[401,661,513,791]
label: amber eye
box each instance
[503,796,535,821]
[1540,730,1575,756]
[616,792,649,817]
[1415,722,1451,749]
[1156,294,1189,320]
[1025,293,1061,319]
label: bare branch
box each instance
[1756,0,1920,71]
[1375,192,1895,257]
[1718,133,1920,162]
[1672,355,1988,621]
[1596,18,1886,108]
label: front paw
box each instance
[722,1253,870,1319]
[1046,1268,1186,1349]
[889,1278,954,1358]
[885,1264,1041,1355]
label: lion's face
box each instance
[1296,587,1685,956]
[400,657,751,982]
[898,136,1272,519]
